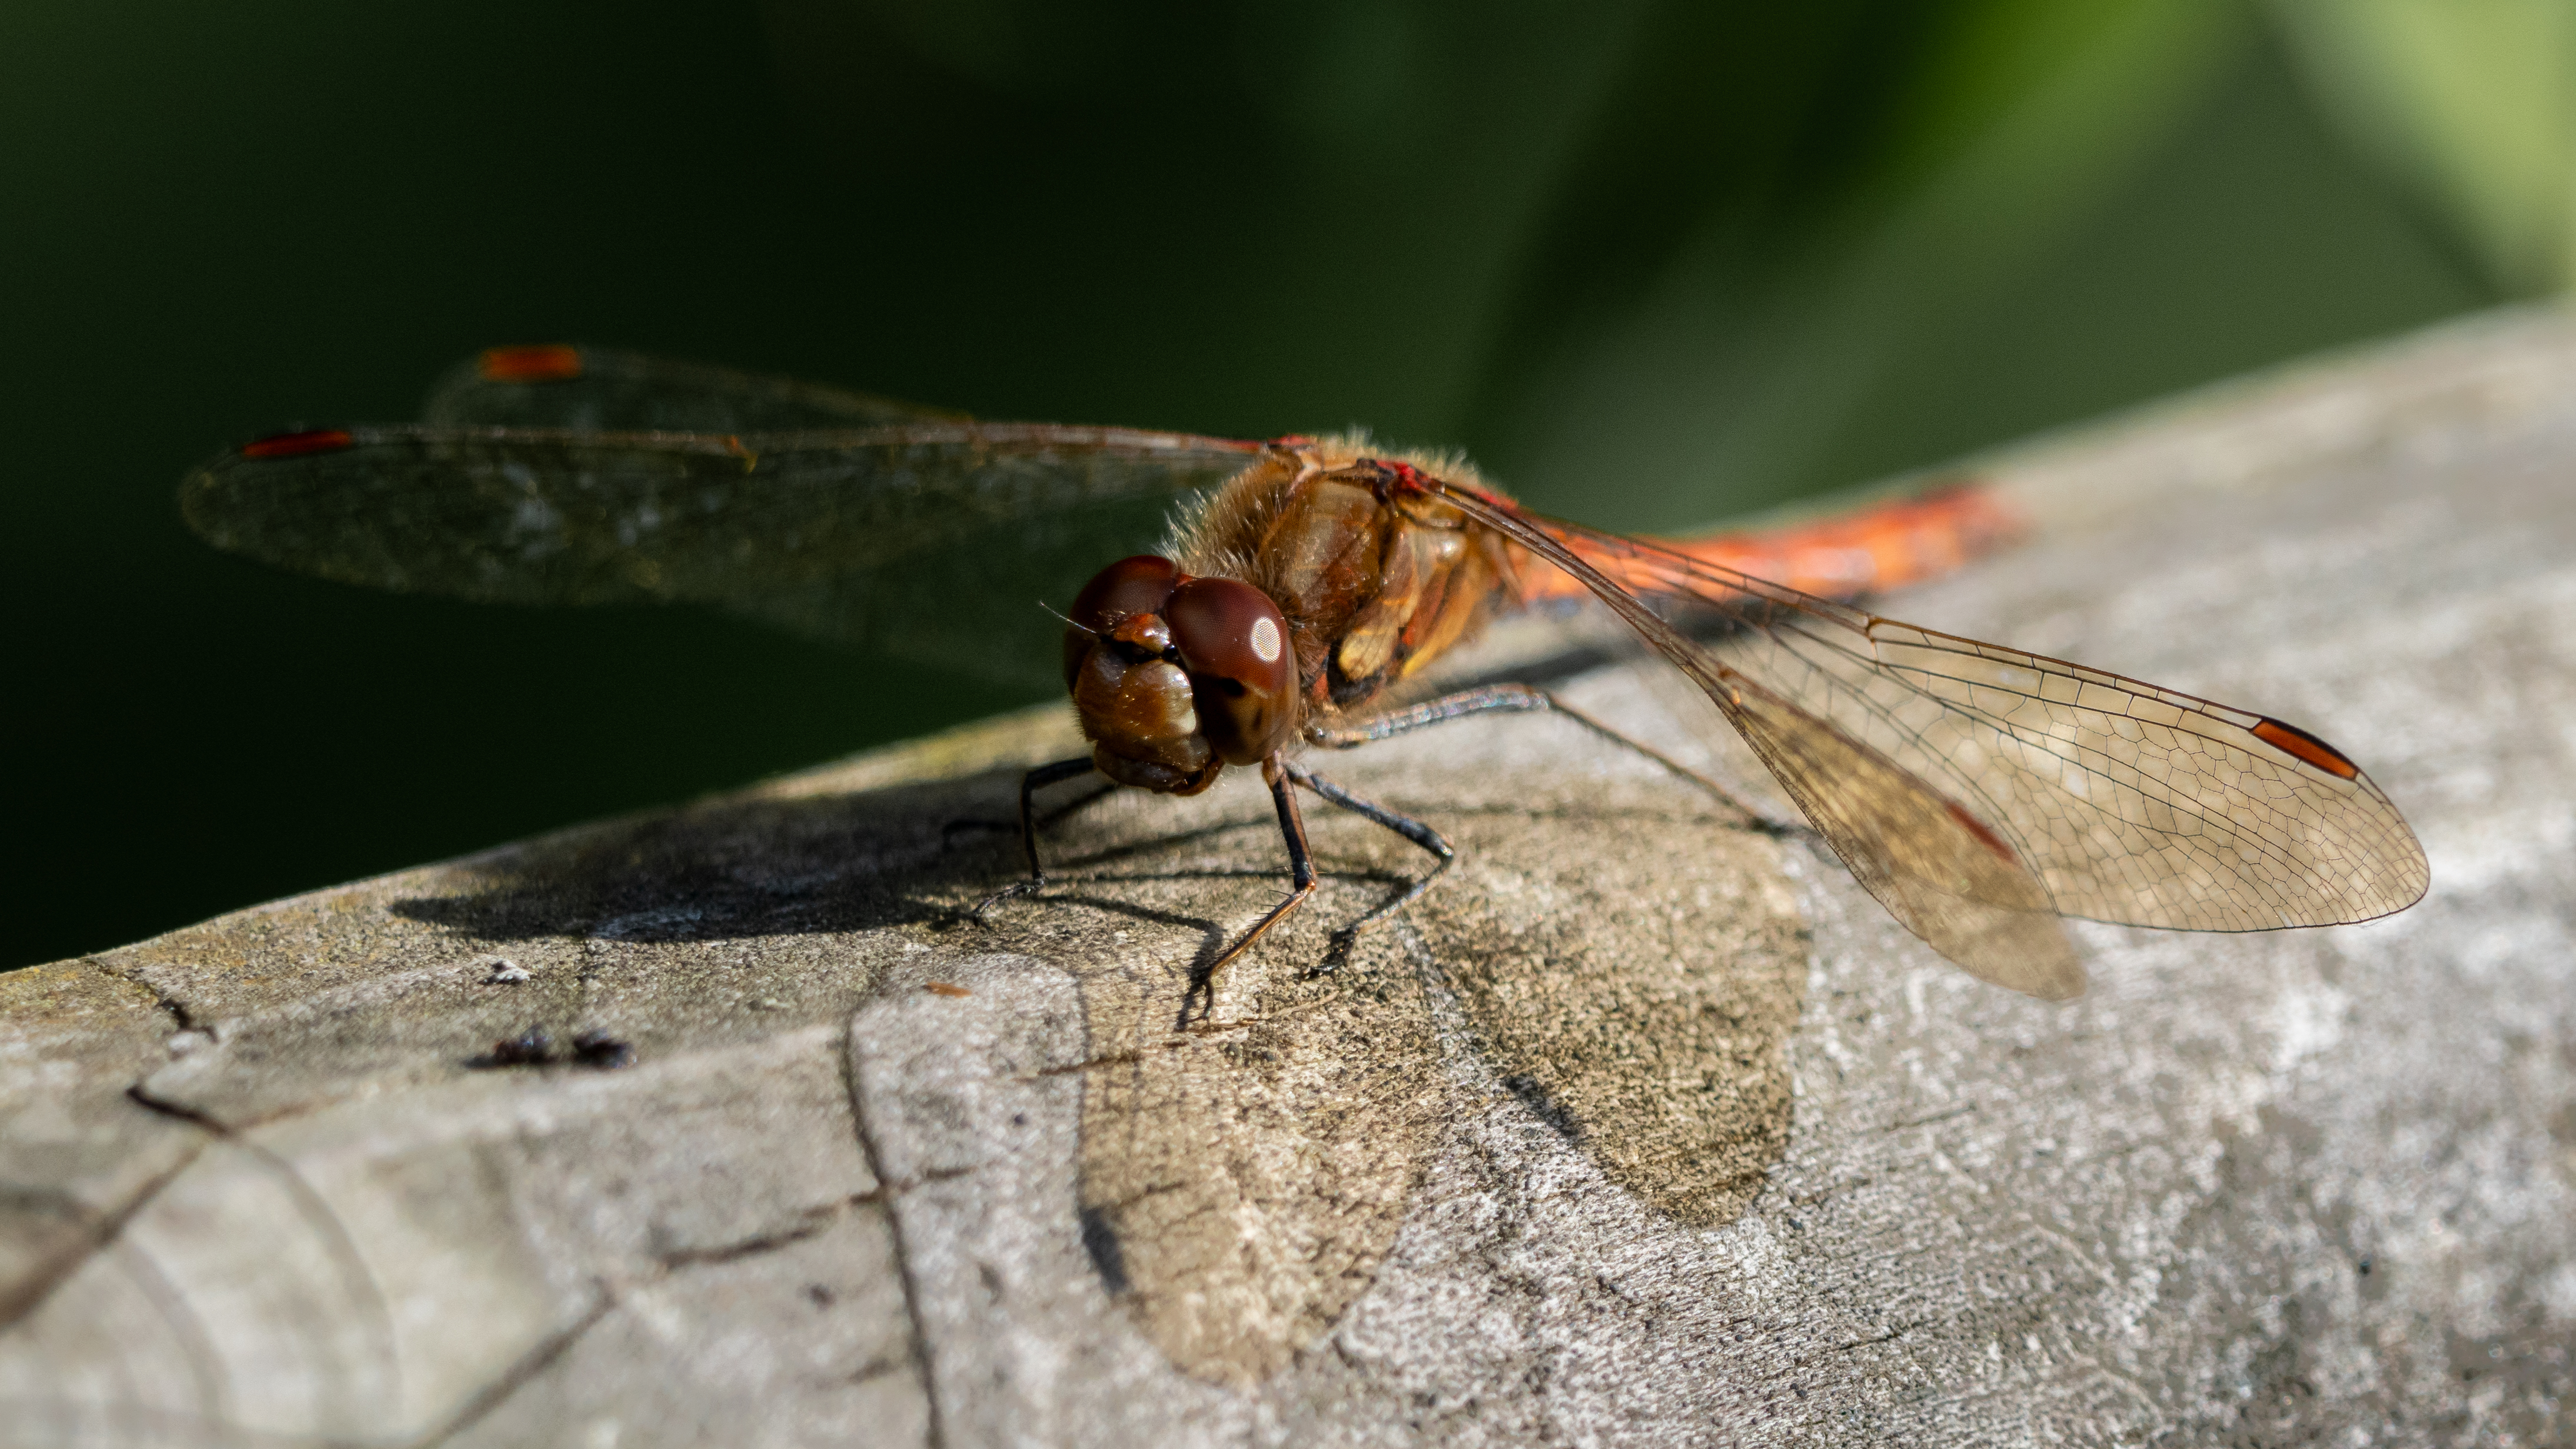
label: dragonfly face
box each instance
[1063,554,1295,796]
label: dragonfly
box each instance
[182,344,2431,1001]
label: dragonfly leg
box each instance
[1307,683,1782,830]
[1184,755,1319,1023]
[1277,760,1454,973]
[972,756,1098,916]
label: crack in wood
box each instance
[412,1281,617,1449]
[1882,1104,1978,1132]
[118,1078,408,1424]
[0,1145,207,1331]
[838,1018,946,1449]
[652,1194,880,1271]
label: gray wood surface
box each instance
[5,307,2572,1446]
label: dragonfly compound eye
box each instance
[1065,554,1183,686]
[1165,577,1296,765]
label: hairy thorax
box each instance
[1171,436,1525,727]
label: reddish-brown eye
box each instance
[1065,555,1182,686]
[1165,577,1296,764]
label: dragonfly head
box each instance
[1064,556,1297,796]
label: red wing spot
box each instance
[477,344,583,383]
[2252,717,2360,780]
[923,981,973,998]
[1943,799,2020,866]
[240,428,355,460]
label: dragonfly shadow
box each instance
[1005,888,1241,1028]
[1008,810,1433,1029]
[1497,1070,1587,1145]
[357,709,1814,1398]
[386,769,1053,947]
[380,763,1349,971]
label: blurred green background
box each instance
[4,0,2555,969]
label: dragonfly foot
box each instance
[972,876,1048,920]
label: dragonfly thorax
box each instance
[1064,555,1297,795]
[1169,439,1521,716]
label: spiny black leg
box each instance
[973,756,1098,918]
[1016,756,1106,882]
[1182,754,1318,1025]
[1280,761,1455,973]
[1308,683,1781,830]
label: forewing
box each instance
[421,345,965,431]
[182,423,1260,684]
[1453,486,2429,952]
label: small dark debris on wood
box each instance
[570,1029,634,1069]
[474,1029,553,1068]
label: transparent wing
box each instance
[181,422,1260,686]
[1437,483,2428,996]
[420,344,965,431]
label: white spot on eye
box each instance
[1249,615,1282,664]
